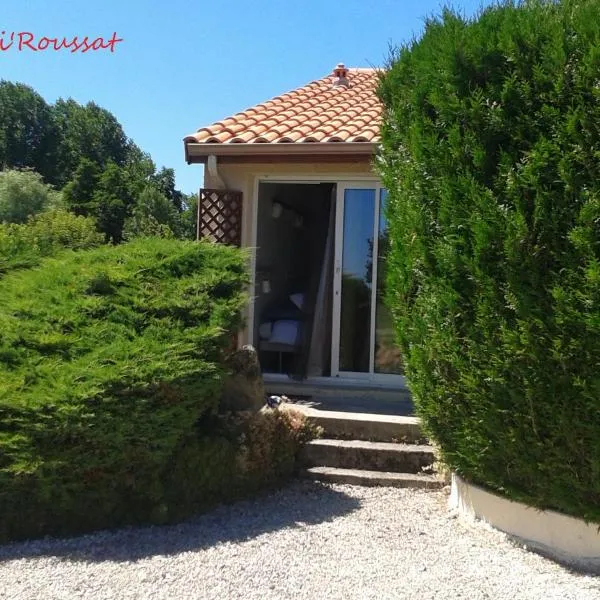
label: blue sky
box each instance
[3,0,492,194]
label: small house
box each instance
[184,64,403,389]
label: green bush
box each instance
[0,238,249,541]
[123,186,182,240]
[0,209,104,275]
[378,0,600,520]
[163,408,318,522]
[0,169,60,224]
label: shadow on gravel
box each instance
[0,480,361,563]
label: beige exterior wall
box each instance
[202,160,379,345]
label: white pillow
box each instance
[269,320,299,345]
[289,293,304,310]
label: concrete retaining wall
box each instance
[450,474,600,573]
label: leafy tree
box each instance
[124,141,156,197]
[0,82,188,240]
[179,193,198,240]
[123,186,181,239]
[0,169,57,224]
[62,158,100,217]
[93,163,135,243]
[152,167,184,212]
[53,99,128,186]
[0,82,58,184]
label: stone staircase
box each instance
[286,404,443,488]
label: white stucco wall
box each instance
[450,474,600,573]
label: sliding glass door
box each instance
[331,183,403,379]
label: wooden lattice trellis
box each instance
[197,189,243,246]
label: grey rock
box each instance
[220,344,264,413]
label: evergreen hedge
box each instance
[0,238,260,541]
[378,0,600,520]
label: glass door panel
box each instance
[338,188,375,373]
[332,183,404,380]
[374,190,403,374]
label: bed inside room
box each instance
[254,182,335,378]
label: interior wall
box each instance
[254,184,295,345]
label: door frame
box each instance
[250,173,404,386]
[332,182,401,383]
[331,182,381,378]
[250,173,380,345]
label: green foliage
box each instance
[0,169,58,224]
[0,209,103,275]
[0,84,130,189]
[0,82,58,184]
[94,162,136,243]
[0,81,190,242]
[152,167,184,212]
[180,193,199,240]
[62,158,100,217]
[53,98,128,187]
[379,0,600,521]
[124,142,156,197]
[123,186,182,240]
[0,238,249,541]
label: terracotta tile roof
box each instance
[184,65,381,146]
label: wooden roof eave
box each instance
[184,141,377,164]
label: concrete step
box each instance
[300,438,436,474]
[303,466,444,489]
[282,403,425,443]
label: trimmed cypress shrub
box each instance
[378,0,600,521]
[0,238,249,540]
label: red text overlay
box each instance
[0,31,123,53]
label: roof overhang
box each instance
[184,141,377,164]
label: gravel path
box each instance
[1,481,599,600]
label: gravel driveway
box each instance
[1,481,598,600]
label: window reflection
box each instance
[339,189,374,373]
[375,189,403,374]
